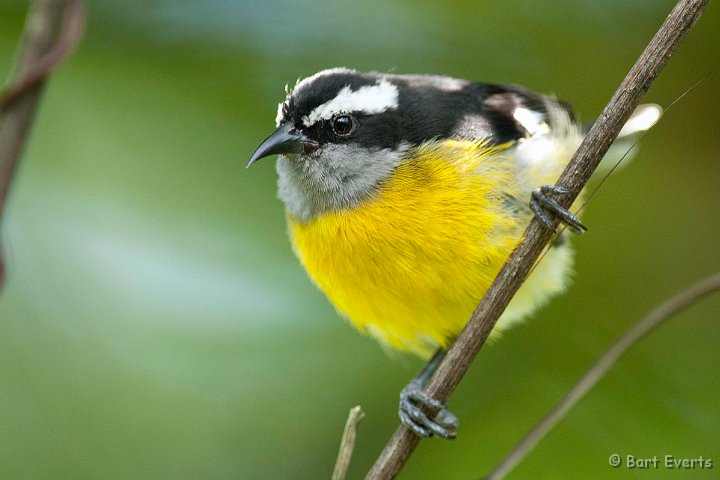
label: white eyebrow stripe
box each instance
[302,79,399,127]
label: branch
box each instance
[485,272,720,480]
[364,1,710,478]
[0,0,85,289]
[332,406,366,480]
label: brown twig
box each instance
[0,0,85,109]
[332,406,366,480]
[0,0,85,289]
[364,1,710,478]
[484,272,720,480]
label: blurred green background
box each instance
[1,1,719,479]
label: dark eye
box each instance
[331,114,354,136]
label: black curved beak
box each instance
[247,123,318,167]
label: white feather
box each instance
[513,107,551,136]
[275,100,286,126]
[618,104,663,137]
[303,79,399,127]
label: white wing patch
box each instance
[513,107,551,136]
[514,101,581,170]
[302,79,399,127]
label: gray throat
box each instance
[275,144,404,223]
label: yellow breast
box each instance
[288,140,568,358]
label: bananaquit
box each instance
[248,68,661,439]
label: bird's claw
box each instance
[530,185,587,234]
[399,380,458,439]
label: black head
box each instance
[248,68,550,167]
[248,68,406,166]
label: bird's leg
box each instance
[530,185,587,234]
[399,349,459,439]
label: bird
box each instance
[248,68,661,439]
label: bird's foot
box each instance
[530,185,587,234]
[399,379,458,439]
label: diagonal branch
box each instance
[0,0,86,290]
[364,1,710,478]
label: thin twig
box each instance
[484,272,720,480]
[364,1,710,478]
[0,0,85,108]
[0,0,85,290]
[332,406,366,480]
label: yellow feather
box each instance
[288,139,572,358]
